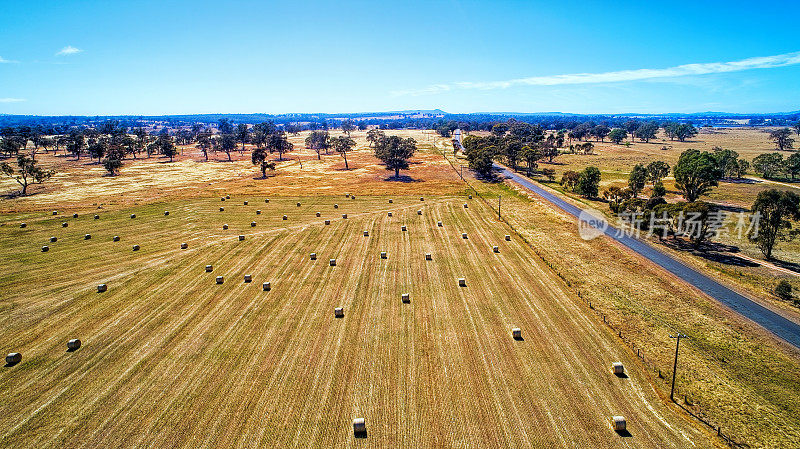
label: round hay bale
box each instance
[5,352,21,365]
[296,202,301,207]
[256,210,262,215]
[353,418,365,434]
[417,210,422,215]
[493,246,499,253]
[283,215,288,220]
[380,251,387,259]
[389,199,393,203]
[251,221,257,227]
[132,244,139,251]
[180,242,188,249]
[401,225,407,231]
[223,224,228,230]
[329,259,337,266]
[67,339,81,350]
[220,207,225,211]
[316,212,321,217]
[50,236,57,242]
[264,198,270,203]
[94,214,99,219]
[97,284,107,293]
[505,235,511,241]
[345,193,350,198]
[310,253,317,260]
[84,234,92,240]
[363,230,369,237]
[19,223,26,228]
[462,233,468,239]
[130,214,136,219]
[324,220,331,225]
[62,222,68,227]
[73,213,78,218]
[335,307,344,318]
[612,362,625,375]
[420,197,424,201]
[458,278,466,287]
[463,203,468,208]
[402,293,410,303]
[612,416,626,432]
[342,214,348,219]
[512,328,522,339]
[262,282,271,291]
[425,253,432,260]
[52,211,58,215]
[334,204,339,209]
[351,195,355,200]
[164,211,169,216]
[205,265,213,272]
[244,274,252,283]
[216,276,224,284]
[238,235,245,241]
[226,195,230,199]
[244,201,249,205]
[387,212,392,217]
[221,197,225,201]
[41,245,49,252]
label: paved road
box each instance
[498,166,800,350]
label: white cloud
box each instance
[0,56,19,63]
[56,46,82,56]
[0,98,26,103]
[392,51,800,96]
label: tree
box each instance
[491,123,508,136]
[628,164,648,197]
[375,135,417,178]
[305,131,330,160]
[463,135,496,178]
[673,149,722,202]
[0,154,55,195]
[330,135,355,169]
[217,118,234,135]
[785,153,800,181]
[636,122,659,143]
[87,137,108,163]
[604,186,632,213]
[750,189,800,259]
[652,182,666,198]
[520,145,541,176]
[794,121,800,136]
[712,147,740,178]
[196,131,212,161]
[541,168,556,182]
[66,130,85,160]
[646,160,670,185]
[592,125,610,142]
[366,129,385,148]
[236,123,249,153]
[775,280,793,302]
[340,120,355,136]
[251,146,276,178]
[561,170,580,191]
[608,128,627,144]
[502,138,523,170]
[267,132,294,161]
[736,159,750,178]
[770,128,795,151]
[675,123,698,142]
[576,166,601,198]
[216,133,237,161]
[103,154,123,176]
[157,132,177,162]
[752,152,784,179]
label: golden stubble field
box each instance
[0,135,719,447]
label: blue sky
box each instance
[1,0,799,115]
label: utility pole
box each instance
[498,195,501,218]
[669,333,687,402]
[460,165,463,180]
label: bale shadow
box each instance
[614,372,629,379]
[513,336,525,341]
[66,347,79,353]
[354,430,367,439]
[382,175,423,183]
[615,429,632,437]
[4,361,19,368]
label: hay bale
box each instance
[62,222,68,227]
[363,230,369,237]
[265,198,270,203]
[19,223,26,228]
[463,203,468,208]
[462,233,468,239]
[324,220,330,225]
[612,362,624,375]
[5,353,21,365]
[345,193,350,198]
[493,246,499,253]
[505,235,511,241]
[132,244,139,251]
[353,418,365,434]
[437,221,443,227]
[130,214,136,219]
[388,212,392,217]
[329,258,337,266]
[238,235,245,241]
[94,214,99,219]
[256,210,262,215]
[251,221,257,227]
[310,253,317,260]
[263,281,271,291]
[164,211,169,216]
[334,204,339,208]
[612,416,626,432]
[221,197,225,201]
[316,212,321,217]
[512,328,522,339]
[180,242,188,249]
[205,265,213,272]
[50,236,57,242]
[42,245,49,252]
[226,195,230,199]
[342,214,348,219]
[52,211,58,215]
[97,284,107,293]
[244,201,249,205]
[283,215,288,220]
[244,274,252,283]
[73,213,78,218]
[420,197,424,201]
[425,253,432,260]
[468,194,472,199]
[388,199,393,203]
[67,339,81,350]
[417,210,422,215]
[401,225,407,231]
[112,235,120,242]
[458,278,466,287]
[335,307,344,318]
[296,202,301,207]
[223,224,229,230]
[402,293,410,303]
[220,207,225,211]
[380,251,387,259]
[351,195,355,200]
[84,234,92,240]
[216,276,224,284]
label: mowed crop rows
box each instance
[0,195,714,448]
